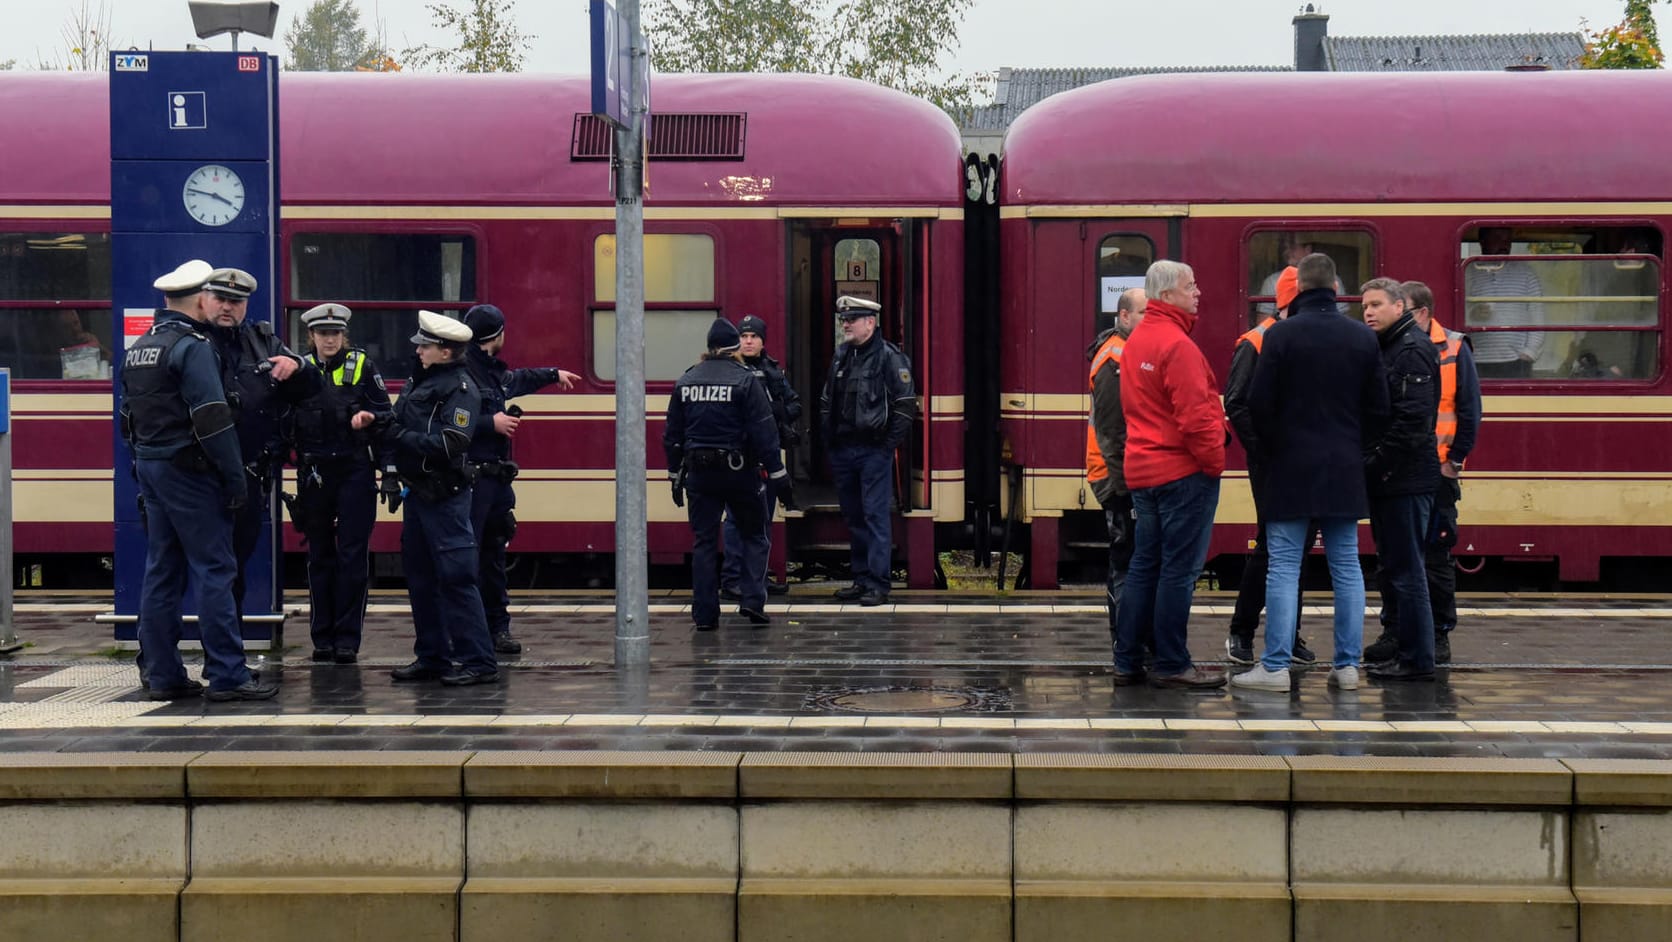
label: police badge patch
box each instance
[453,408,470,428]
[898,368,912,384]
[374,374,386,391]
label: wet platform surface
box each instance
[3,591,1671,758]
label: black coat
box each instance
[1248,288,1390,521]
[1365,312,1441,498]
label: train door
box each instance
[785,219,914,509]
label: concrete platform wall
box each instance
[0,752,1669,941]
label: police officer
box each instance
[354,310,498,685]
[664,319,796,630]
[288,304,393,664]
[819,296,917,606]
[461,303,580,655]
[122,260,276,701]
[203,267,321,627]
[720,314,802,601]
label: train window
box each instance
[0,232,113,379]
[1246,230,1373,326]
[1461,226,1661,380]
[590,309,715,381]
[595,234,715,303]
[290,233,476,302]
[1096,235,1153,331]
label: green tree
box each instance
[1580,0,1665,69]
[646,0,985,112]
[0,60,15,71]
[403,0,533,73]
[285,0,374,71]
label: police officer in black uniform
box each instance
[122,260,277,701]
[820,295,917,606]
[288,303,393,664]
[461,303,581,656]
[721,314,802,600]
[665,319,797,630]
[356,310,498,684]
[203,267,321,627]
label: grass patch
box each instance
[940,550,1025,593]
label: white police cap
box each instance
[153,259,214,296]
[411,309,473,344]
[301,303,351,331]
[835,295,882,318]
[206,267,258,299]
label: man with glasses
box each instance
[820,296,916,607]
[1365,281,1481,667]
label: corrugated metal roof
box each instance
[955,64,1290,130]
[1323,32,1585,71]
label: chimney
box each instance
[1293,3,1329,72]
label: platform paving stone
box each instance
[0,591,1670,756]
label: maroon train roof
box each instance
[0,71,963,207]
[1001,70,1672,206]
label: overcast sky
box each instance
[0,0,1647,76]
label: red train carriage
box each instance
[999,69,1672,587]
[0,72,966,587]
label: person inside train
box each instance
[1256,233,1347,318]
[461,303,581,657]
[1465,228,1544,379]
[721,314,802,601]
[1565,230,1659,380]
[1222,266,1318,671]
[1232,255,1386,693]
[1365,281,1480,669]
[1112,260,1226,690]
[354,310,499,685]
[1086,285,1149,668]
[1360,279,1441,683]
[287,303,394,665]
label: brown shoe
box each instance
[1150,667,1228,690]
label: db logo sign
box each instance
[237,56,261,72]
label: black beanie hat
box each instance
[707,318,741,352]
[737,315,767,340]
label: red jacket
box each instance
[1119,299,1227,489]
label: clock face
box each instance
[182,164,246,227]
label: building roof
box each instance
[958,64,1290,131]
[1001,70,1672,206]
[1323,32,1585,71]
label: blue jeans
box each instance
[403,488,497,674]
[721,486,777,592]
[829,443,894,594]
[687,468,768,625]
[135,459,250,692]
[1115,472,1220,675]
[1262,517,1364,671]
[1370,493,1436,671]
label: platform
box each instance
[2,592,1670,758]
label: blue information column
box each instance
[109,51,281,644]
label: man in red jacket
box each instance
[1112,260,1228,690]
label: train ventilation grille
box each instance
[571,113,747,161]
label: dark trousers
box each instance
[721,484,778,592]
[402,488,496,673]
[687,468,767,626]
[1229,519,1316,645]
[830,443,895,595]
[135,459,250,693]
[302,460,376,654]
[1370,492,1436,671]
[1379,477,1461,635]
[1100,492,1137,646]
[230,473,265,626]
[1115,472,1220,675]
[469,475,517,637]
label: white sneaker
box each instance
[1328,666,1360,690]
[1230,664,1291,692]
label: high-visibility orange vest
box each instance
[1238,316,1277,354]
[1429,318,1463,463]
[1085,333,1126,483]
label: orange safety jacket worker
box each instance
[1430,318,1463,463]
[1084,332,1126,488]
[1239,316,1277,355]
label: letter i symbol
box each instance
[172,94,187,128]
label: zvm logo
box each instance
[114,54,149,71]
